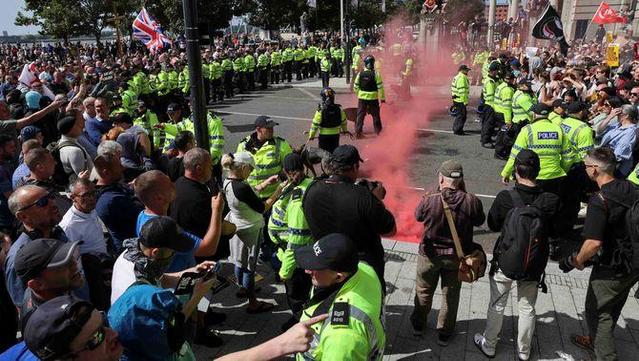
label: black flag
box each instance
[532,5,570,56]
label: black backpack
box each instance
[320,104,342,128]
[46,140,82,188]
[358,70,378,92]
[493,190,549,288]
[597,189,639,275]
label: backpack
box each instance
[359,70,378,92]
[320,104,342,128]
[46,140,81,188]
[597,190,639,275]
[493,190,549,288]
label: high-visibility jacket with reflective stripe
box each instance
[482,77,496,108]
[309,106,347,138]
[271,50,282,66]
[320,58,331,73]
[548,111,563,125]
[120,89,137,115]
[257,54,270,68]
[297,262,385,361]
[134,110,165,150]
[354,70,385,101]
[210,61,223,80]
[221,59,233,72]
[500,119,569,180]
[202,62,211,79]
[628,163,639,185]
[156,71,170,96]
[168,70,179,91]
[233,57,245,72]
[494,83,514,123]
[244,54,256,72]
[179,68,189,94]
[267,183,296,246]
[282,48,294,62]
[278,178,314,280]
[559,116,594,169]
[511,90,536,124]
[451,72,469,105]
[208,113,225,164]
[294,49,306,61]
[236,135,293,198]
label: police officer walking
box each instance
[294,233,385,360]
[450,65,470,135]
[308,87,348,154]
[353,55,385,139]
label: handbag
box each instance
[441,195,486,283]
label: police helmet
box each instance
[363,55,375,69]
[320,87,336,101]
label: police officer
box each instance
[133,100,162,154]
[309,87,348,154]
[493,72,516,159]
[501,103,569,196]
[480,62,500,148]
[257,48,270,90]
[294,233,385,361]
[237,116,293,269]
[221,52,235,98]
[268,153,314,330]
[233,50,246,93]
[450,64,470,135]
[496,79,537,158]
[283,44,294,83]
[353,55,385,138]
[270,44,282,84]
[244,47,257,91]
[319,50,332,88]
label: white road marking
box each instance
[297,87,321,101]
[215,110,311,122]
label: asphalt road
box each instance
[209,84,506,252]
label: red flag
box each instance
[592,2,627,24]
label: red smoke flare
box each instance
[339,13,457,243]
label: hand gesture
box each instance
[211,193,225,211]
[265,174,279,185]
[501,176,510,186]
[276,314,329,354]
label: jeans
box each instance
[585,268,639,361]
[411,254,461,336]
[234,265,256,296]
[482,268,538,358]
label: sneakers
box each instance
[194,327,224,348]
[437,333,452,347]
[482,142,495,149]
[473,333,495,358]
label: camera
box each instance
[355,178,386,199]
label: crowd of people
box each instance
[0,29,404,361]
[446,29,639,360]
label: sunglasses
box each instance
[18,192,55,212]
[631,93,639,97]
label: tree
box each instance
[144,0,237,35]
[15,0,85,43]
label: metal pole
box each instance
[488,0,496,49]
[340,0,345,43]
[182,0,209,151]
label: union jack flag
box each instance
[132,8,172,53]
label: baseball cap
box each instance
[331,144,364,166]
[294,233,359,273]
[439,160,463,178]
[112,111,133,125]
[551,99,566,109]
[283,153,304,172]
[20,125,42,141]
[232,151,255,168]
[488,62,501,72]
[139,216,193,252]
[24,295,95,361]
[15,239,81,283]
[565,101,587,114]
[458,64,470,72]
[254,115,278,128]
[515,149,541,173]
[530,103,551,116]
[57,116,77,134]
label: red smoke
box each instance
[340,14,457,243]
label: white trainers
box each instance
[473,333,496,358]
[518,352,530,361]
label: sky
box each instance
[0,0,40,36]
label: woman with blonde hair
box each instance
[222,152,285,313]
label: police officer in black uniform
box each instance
[308,88,348,154]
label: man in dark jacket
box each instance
[410,160,485,346]
[474,150,559,361]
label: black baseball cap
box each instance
[167,103,180,112]
[254,115,278,128]
[530,103,551,116]
[488,62,501,71]
[24,295,95,361]
[331,144,364,166]
[458,64,470,72]
[515,149,541,173]
[112,111,133,125]
[15,239,81,284]
[139,216,193,252]
[566,101,587,114]
[283,153,304,172]
[294,233,359,273]
[552,99,566,109]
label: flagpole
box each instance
[182,0,209,152]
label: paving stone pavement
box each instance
[193,239,639,361]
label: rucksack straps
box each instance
[441,195,465,258]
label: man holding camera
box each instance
[302,145,396,290]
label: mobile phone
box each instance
[174,272,202,296]
[201,267,217,281]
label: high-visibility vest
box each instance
[451,72,470,105]
[559,116,594,169]
[482,77,496,108]
[511,90,536,124]
[354,70,385,101]
[494,83,514,123]
[297,262,384,361]
[236,134,293,198]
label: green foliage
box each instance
[15,0,85,41]
[145,0,237,34]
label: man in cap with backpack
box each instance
[474,150,559,361]
[559,147,639,361]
